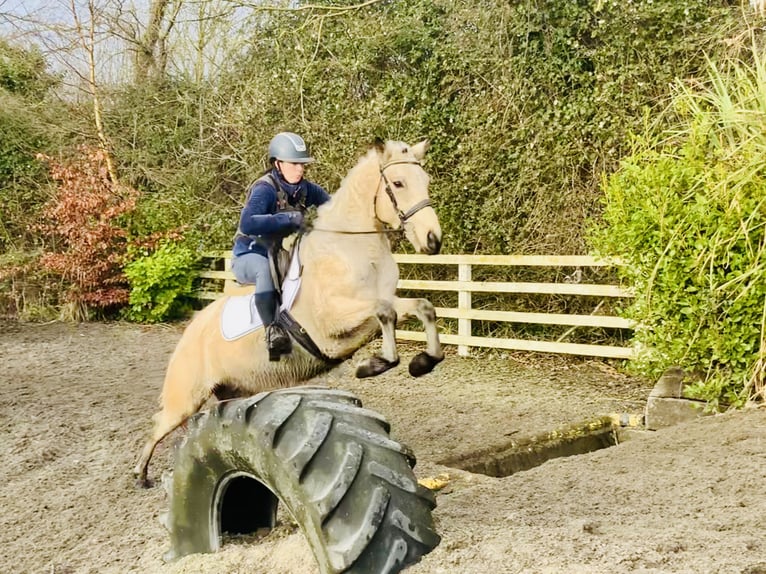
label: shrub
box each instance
[123,241,201,323]
[33,147,138,319]
[590,39,766,407]
[0,249,61,320]
[0,39,60,251]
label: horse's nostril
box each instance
[427,232,441,254]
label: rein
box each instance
[311,158,431,235]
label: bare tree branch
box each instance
[69,0,119,183]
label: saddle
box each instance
[270,243,292,301]
[220,238,339,365]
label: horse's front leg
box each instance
[394,296,444,376]
[355,300,400,378]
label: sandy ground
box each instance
[1,320,765,574]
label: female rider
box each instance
[231,132,330,360]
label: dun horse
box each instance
[135,139,443,486]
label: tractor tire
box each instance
[160,386,440,573]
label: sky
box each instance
[1,0,257,86]
[0,0,105,41]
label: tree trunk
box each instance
[134,0,171,83]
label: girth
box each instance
[277,310,342,365]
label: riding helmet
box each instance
[268,132,315,164]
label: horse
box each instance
[134,138,443,487]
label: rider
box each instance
[232,132,331,360]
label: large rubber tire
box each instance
[160,386,440,573]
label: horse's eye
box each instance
[393,180,404,188]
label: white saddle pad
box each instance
[220,253,302,341]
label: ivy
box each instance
[0,0,756,333]
[0,39,58,100]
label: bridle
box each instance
[377,159,433,227]
[310,158,431,235]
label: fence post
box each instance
[458,263,471,356]
[223,254,237,294]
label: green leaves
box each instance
[590,36,766,405]
[0,0,755,329]
[0,39,59,100]
[123,242,201,323]
[0,40,61,252]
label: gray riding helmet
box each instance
[268,132,315,164]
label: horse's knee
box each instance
[356,355,400,378]
[375,301,397,326]
[417,300,437,323]
[408,351,443,377]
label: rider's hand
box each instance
[286,211,304,230]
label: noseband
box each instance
[378,159,432,226]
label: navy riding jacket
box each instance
[233,168,330,258]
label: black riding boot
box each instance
[255,292,292,361]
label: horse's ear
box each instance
[412,139,430,160]
[372,137,386,154]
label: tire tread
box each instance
[162,386,439,573]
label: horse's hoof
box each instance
[355,356,400,378]
[408,352,444,377]
[135,476,154,489]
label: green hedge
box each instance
[590,38,766,406]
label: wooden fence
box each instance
[196,252,634,360]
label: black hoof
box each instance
[135,476,154,489]
[408,352,444,377]
[355,356,400,378]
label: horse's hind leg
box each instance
[134,384,211,488]
[394,296,444,376]
[355,300,400,378]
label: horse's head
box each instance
[373,139,442,255]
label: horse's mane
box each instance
[316,141,414,230]
[315,147,380,229]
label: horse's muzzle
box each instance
[424,231,441,255]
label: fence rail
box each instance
[195,252,634,360]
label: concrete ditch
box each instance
[438,414,644,478]
[438,366,711,479]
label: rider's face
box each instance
[276,161,305,184]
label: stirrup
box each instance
[267,324,292,361]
